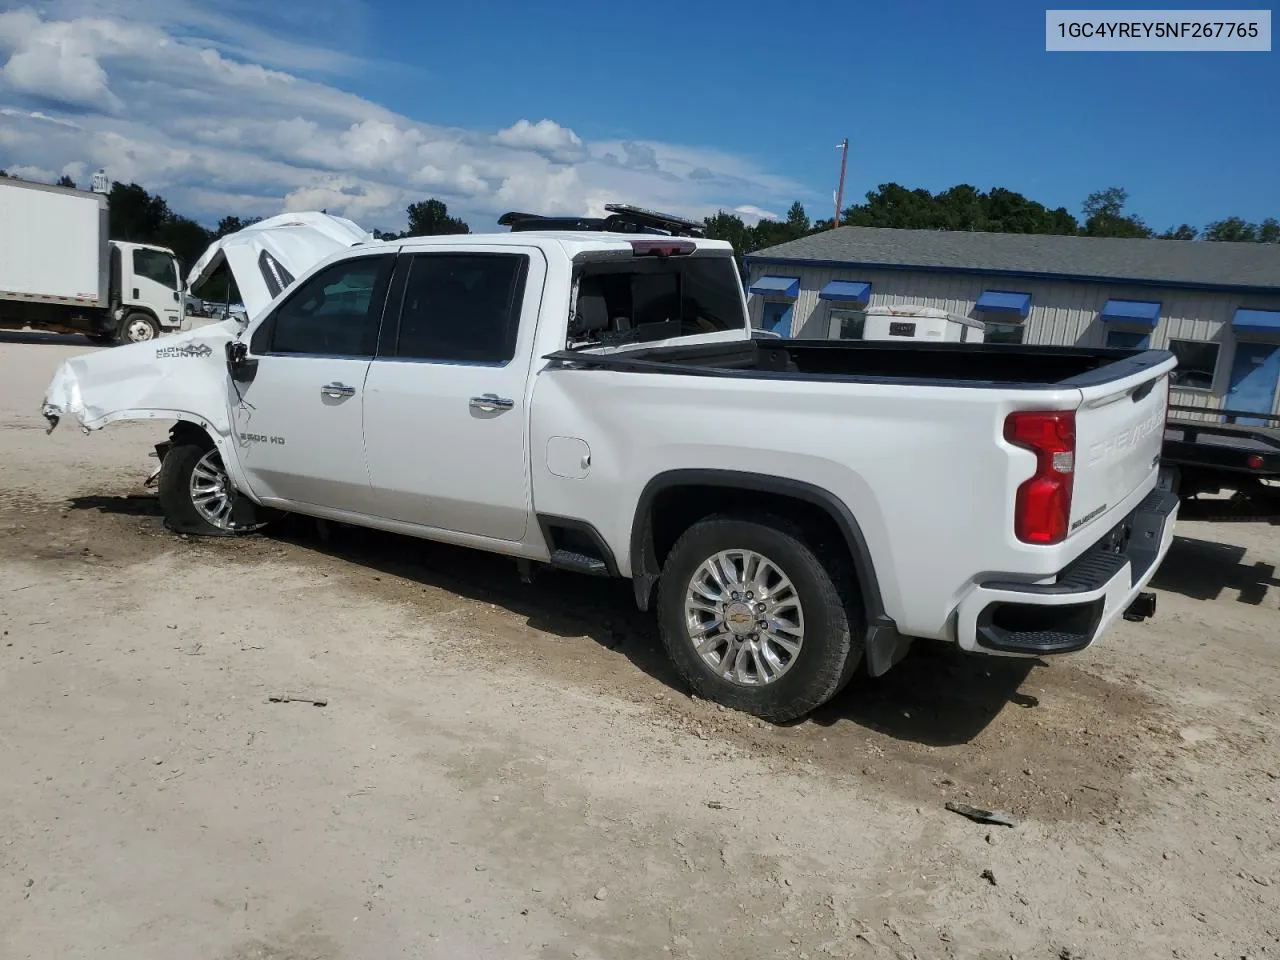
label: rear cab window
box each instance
[567,252,747,350]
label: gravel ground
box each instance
[1,333,1277,960]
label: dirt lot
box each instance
[2,334,1277,960]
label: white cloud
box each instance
[735,205,782,224]
[0,11,122,112]
[1,105,82,128]
[5,162,56,180]
[0,7,809,232]
[495,119,586,164]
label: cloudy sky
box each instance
[0,0,809,232]
[2,1,1276,235]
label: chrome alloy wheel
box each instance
[189,449,236,530]
[684,549,805,686]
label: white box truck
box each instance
[0,177,184,344]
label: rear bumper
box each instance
[956,489,1179,657]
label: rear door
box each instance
[361,246,546,541]
[233,252,394,513]
[1070,362,1174,537]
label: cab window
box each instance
[133,248,178,290]
[260,255,393,358]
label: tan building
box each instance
[744,226,1280,418]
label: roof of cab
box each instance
[392,231,735,257]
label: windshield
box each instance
[568,255,746,349]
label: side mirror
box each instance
[225,340,258,383]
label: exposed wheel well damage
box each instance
[168,419,215,450]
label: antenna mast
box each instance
[833,140,848,227]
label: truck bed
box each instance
[547,337,1170,390]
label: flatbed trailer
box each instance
[1161,404,1280,516]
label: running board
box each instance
[548,548,610,577]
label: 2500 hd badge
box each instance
[237,432,286,445]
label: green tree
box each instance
[156,215,216,278]
[1160,224,1198,240]
[1082,187,1153,238]
[215,215,262,238]
[405,198,470,236]
[1202,216,1279,243]
[104,181,216,280]
[702,211,754,253]
[785,201,810,234]
[832,183,1078,235]
[108,182,172,242]
[56,174,77,188]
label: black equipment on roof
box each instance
[498,203,704,237]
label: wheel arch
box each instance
[121,305,160,324]
[149,414,257,505]
[629,469,910,676]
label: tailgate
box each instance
[1069,359,1174,538]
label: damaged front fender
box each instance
[42,320,240,436]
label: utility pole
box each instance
[833,139,849,228]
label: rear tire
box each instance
[655,513,863,723]
[158,441,265,537]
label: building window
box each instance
[828,309,865,340]
[1168,339,1219,391]
[984,322,1025,345]
[1106,329,1150,350]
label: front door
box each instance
[361,248,545,542]
[761,300,793,336]
[130,247,183,328]
[1226,341,1280,426]
[233,252,394,513]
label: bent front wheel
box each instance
[157,442,266,537]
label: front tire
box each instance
[656,514,862,723]
[120,312,159,343]
[157,441,264,537]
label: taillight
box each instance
[1005,410,1076,545]
[1247,454,1264,470]
[630,239,695,257]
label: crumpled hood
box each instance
[42,210,376,436]
[186,211,374,319]
[42,321,240,434]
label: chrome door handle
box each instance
[321,382,356,399]
[469,393,514,412]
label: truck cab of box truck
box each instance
[108,240,185,342]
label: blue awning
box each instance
[748,276,800,299]
[1100,299,1162,327]
[974,290,1032,318]
[1233,308,1280,333]
[818,280,871,305]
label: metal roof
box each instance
[746,226,1280,293]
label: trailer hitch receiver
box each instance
[1123,591,1157,622]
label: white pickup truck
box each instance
[43,207,1179,721]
